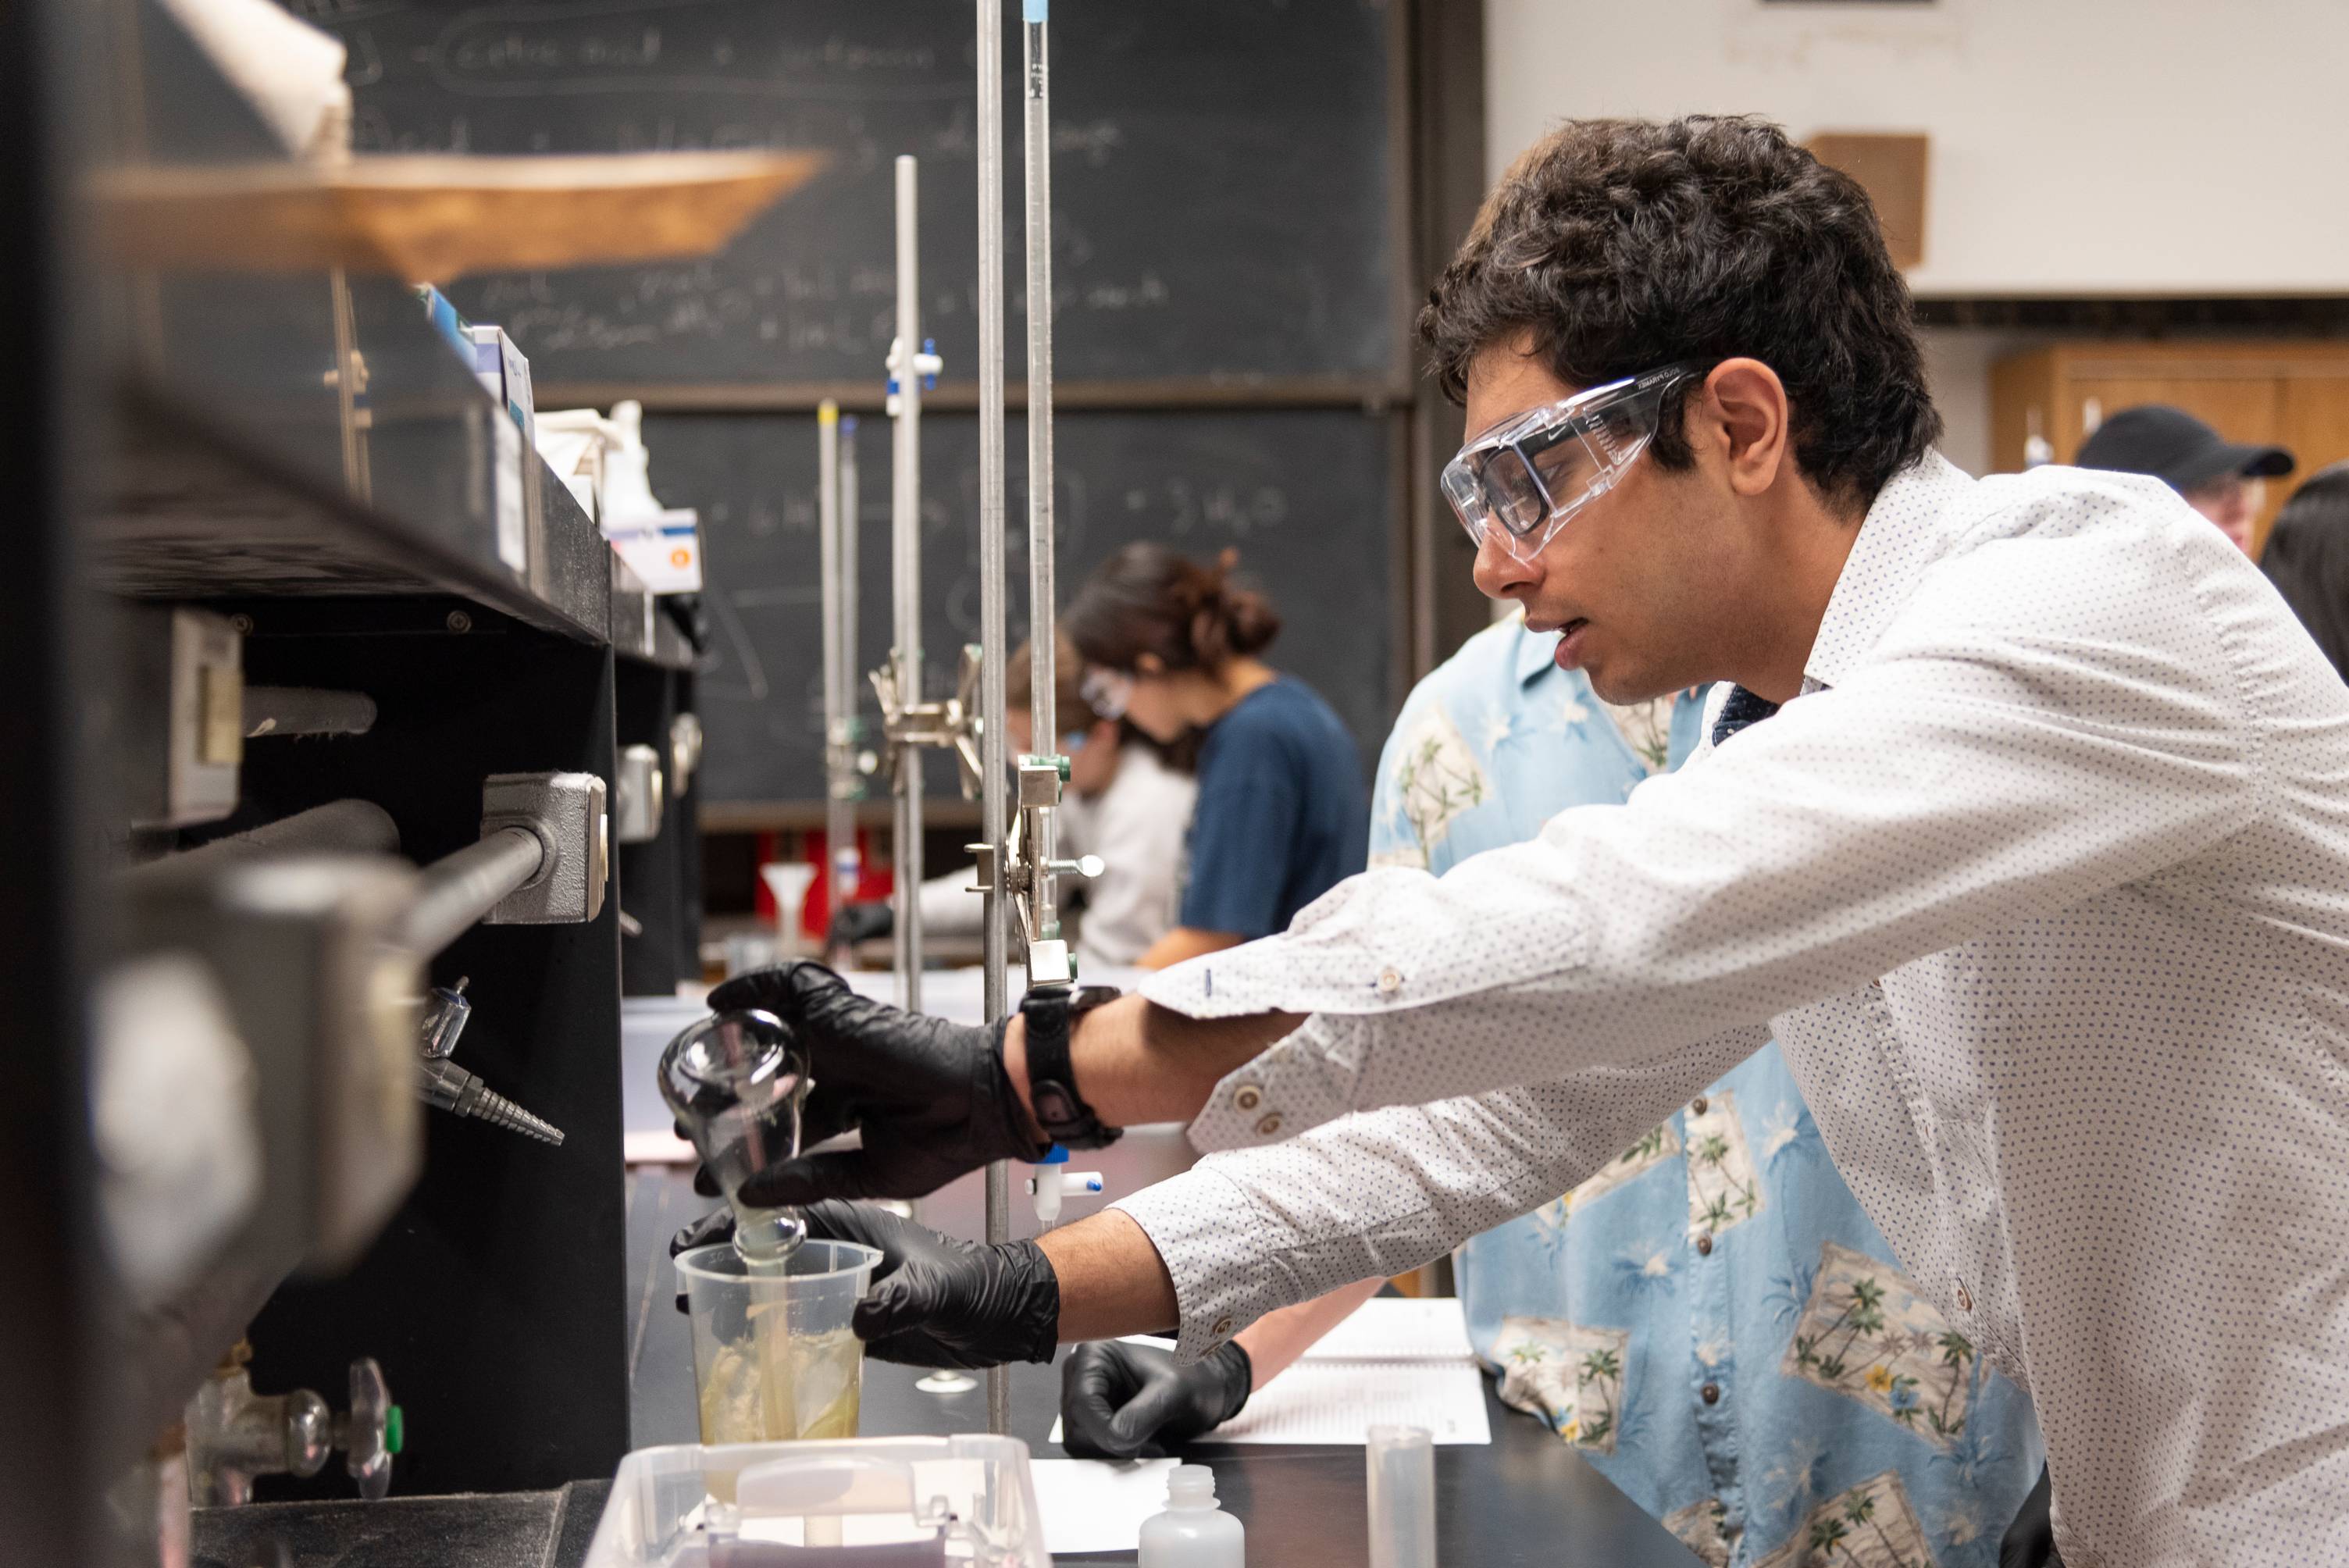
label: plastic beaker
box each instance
[676,1240,881,1449]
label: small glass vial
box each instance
[1138,1463,1244,1567]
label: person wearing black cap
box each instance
[2074,403,2296,555]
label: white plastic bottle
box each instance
[1137,1463,1245,1566]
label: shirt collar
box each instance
[1511,611,1559,688]
[1803,451,1978,690]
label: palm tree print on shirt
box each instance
[1682,1091,1766,1245]
[1755,1470,1936,1568]
[1661,1496,1737,1568]
[1382,705,1488,868]
[1531,1120,1684,1233]
[1488,1317,1631,1456]
[1782,1242,1977,1451]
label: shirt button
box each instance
[1690,1096,1709,1116]
[1700,1383,1720,1406]
[1695,1233,1714,1256]
[1254,1113,1283,1137]
[1232,1085,1263,1112]
[1210,1317,1234,1340]
[1376,966,1403,996]
[1955,1281,1973,1313]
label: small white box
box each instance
[583,1434,1049,1568]
[608,507,704,594]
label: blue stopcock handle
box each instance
[1036,1143,1070,1166]
[1025,0,1047,20]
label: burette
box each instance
[1019,0,1068,983]
[973,0,1098,1437]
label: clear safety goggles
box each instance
[1440,362,1706,562]
[1079,666,1132,721]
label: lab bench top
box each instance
[187,1164,1697,1566]
[191,1361,1696,1566]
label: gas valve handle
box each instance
[335,1358,401,1501]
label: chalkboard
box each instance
[293,0,1401,388]
[644,408,1395,804]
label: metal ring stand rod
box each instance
[975,0,1014,1439]
[889,155,927,1016]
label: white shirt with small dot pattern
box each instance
[1109,453,2349,1566]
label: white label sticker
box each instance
[492,415,526,572]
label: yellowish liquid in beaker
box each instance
[696,1325,864,1446]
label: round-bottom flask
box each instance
[658,1007,814,1263]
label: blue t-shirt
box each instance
[1178,675,1366,939]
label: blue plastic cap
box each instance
[1037,1144,1070,1164]
[1025,0,1048,20]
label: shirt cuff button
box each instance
[1233,1085,1263,1112]
[1955,1281,1973,1313]
[1376,966,1403,996]
[1210,1316,1234,1340]
[1254,1113,1283,1137]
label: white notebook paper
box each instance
[1217,1297,1491,1445]
[1051,1297,1494,1449]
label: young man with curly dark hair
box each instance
[701,117,2349,1566]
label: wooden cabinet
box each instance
[1990,341,2349,556]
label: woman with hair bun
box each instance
[1062,543,1366,968]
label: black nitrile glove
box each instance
[818,1202,1060,1368]
[670,1203,738,1262]
[1060,1338,1253,1460]
[667,1202,1055,1370]
[825,902,894,953]
[1999,1463,2060,1568]
[707,961,1047,1205]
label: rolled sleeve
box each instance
[1113,1023,1764,1362]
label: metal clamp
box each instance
[869,642,986,800]
[977,751,1103,985]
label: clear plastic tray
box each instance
[583,1434,1050,1568]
